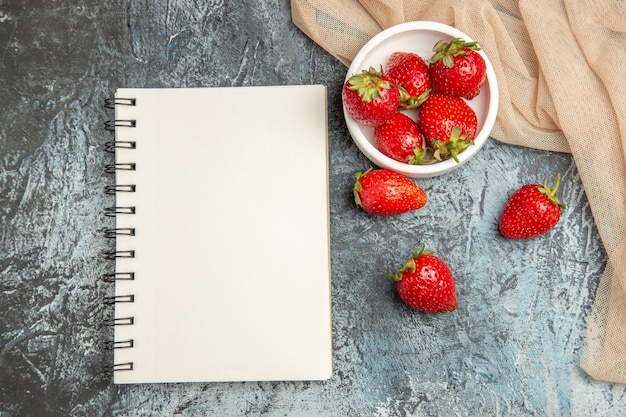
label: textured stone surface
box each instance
[0,1,624,416]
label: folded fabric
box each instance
[291,0,626,384]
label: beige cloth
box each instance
[291,0,626,384]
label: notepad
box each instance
[104,86,332,384]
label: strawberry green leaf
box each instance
[430,38,482,67]
[347,66,393,103]
[353,168,373,207]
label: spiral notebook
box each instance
[103,85,332,384]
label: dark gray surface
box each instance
[1,1,624,416]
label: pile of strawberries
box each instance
[353,168,565,314]
[345,39,567,314]
[342,38,486,164]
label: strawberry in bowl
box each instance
[342,21,498,178]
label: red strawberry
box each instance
[353,168,426,216]
[385,51,432,109]
[499,174,566,239]
[418,93,477,163]
[373,113,431,164]
[388,243,457,313]
[428,38,487,100]
[342,66,400,128]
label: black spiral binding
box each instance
[104,97,136,109]
[103,250,135,261]
[101,271,135,282]
[105,163,136,174]
[104,119,136,131]
[104,95,138,374]
[104,316,134,326]
[104,184,136,195]
[99,228,135,239]
[103,206,136,217]
[105,141,136,154]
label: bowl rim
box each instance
[344,21,499,178]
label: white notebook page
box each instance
[111,86,332,384]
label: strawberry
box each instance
[353,168,426,216]
[499,174,566,239]
[373,113,431,164]
[342,66,400,128]
[417,93,477,163]
[428,38,487,100]
[385,51,432,109]
[388,243,457,313]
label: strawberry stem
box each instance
[353,168,373,208]
[348,66,393,103]
[388,243,434,282]
[412,242,434,258]
[431,127,473,163]
[539,173,566,209]
[387,259,416,282]
[408,137,436,165]
[398,86,431,110]
[430,38,482,68]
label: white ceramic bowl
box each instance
[343,21,499,178]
